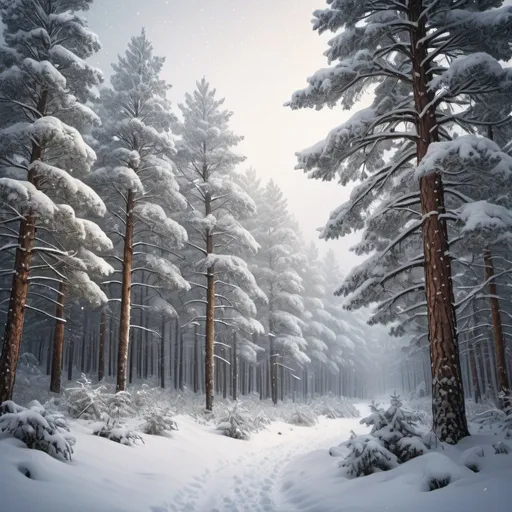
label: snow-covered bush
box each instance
[313,395,359,419]
[0,401,75,462]
[340,431,398,478]
[421,454,461,492]
[141,408,178,437]
[92,415,144,446]
[287,406,317,427]
[253,410,272,431]
[216,403,254,440]
[361,394,427,463]
[361,400,387,426]
[106,391,136,420]
[503,397,512,439]
[64,374,109,420]
[461,446,485,473]
[493,441,511,455]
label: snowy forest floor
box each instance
[1,393,512,512]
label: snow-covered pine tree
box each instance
[174,78,265,411]
[249,180,309,404]
[92,30,189,392]
[0,0,106,402]
[47,211,114,394]
[321,249,373,396]
[288,0,512,443]
[340,430,398,478]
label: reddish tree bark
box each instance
[483,248,511,407]
[50,282,67,393]
[116,189,135,392]
[409,0,468,443]
[0,91,49,403]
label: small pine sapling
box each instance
[359,401,389,434]
[106,391,136,420]
[383,394,427,462]
[287,406,317,427]
[92,414,144,446]
[216,403,254,440]
[64,374,108,420]
[340,431,398,478]
[142,408,178,437]
[0,401,75,462]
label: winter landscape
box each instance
[1,0,512,511]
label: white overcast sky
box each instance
[86,0,365,270]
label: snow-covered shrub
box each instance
[287,406,317,427]
[313,396,359,419]
[0,400,75,462]
[421,454,461,492]
[106,391,136,420]
[493,441,511,454]
[360,401,389,433]
[340,431,398,478]
[92,415,144,446]
[396,436,428,462]
[141,408,178,436]
[133,383,155,410]
[461,446,485,473]
[26,400,72,437]
[18,353,40,374]
[361,394,427,463]
[503,397,512,438]
[216,403,254,440]
[253,410,272,432]
[64,374,108,420]
[470,395,512,436]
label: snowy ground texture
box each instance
[1,398,512,512]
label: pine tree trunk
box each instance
[205,190,215,411]
[179,332,185,391]
[194,323,199,393]
[117,189,135,392]
[98,309,106,382]
[483,248,510,407]
[67,339,74,381]
[160,317,165,389]
[50,282,67,394]
[174,318,179,389]
[409,0,468,443]
[269,331,277,405]
[0,90,49,401]
[232,332,237,401]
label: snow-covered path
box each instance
[170,414,364,512]
[0,407,366,512]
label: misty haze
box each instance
[0,1,511,511]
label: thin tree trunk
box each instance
[160,317,165,389]
[194,323,199,393]
[409,0,468,443]
[50,282,67,393]
[98,309,106,382]
[117,189,135,392]
[179,332,185,391]
[269,331,277,405]
[67,339,74,381]
[232,332,237,401]
[174,318,179,389]
[205,190,215,411]
[484,247,510,407]
[46,329,53,375]
[129,329,134,384]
